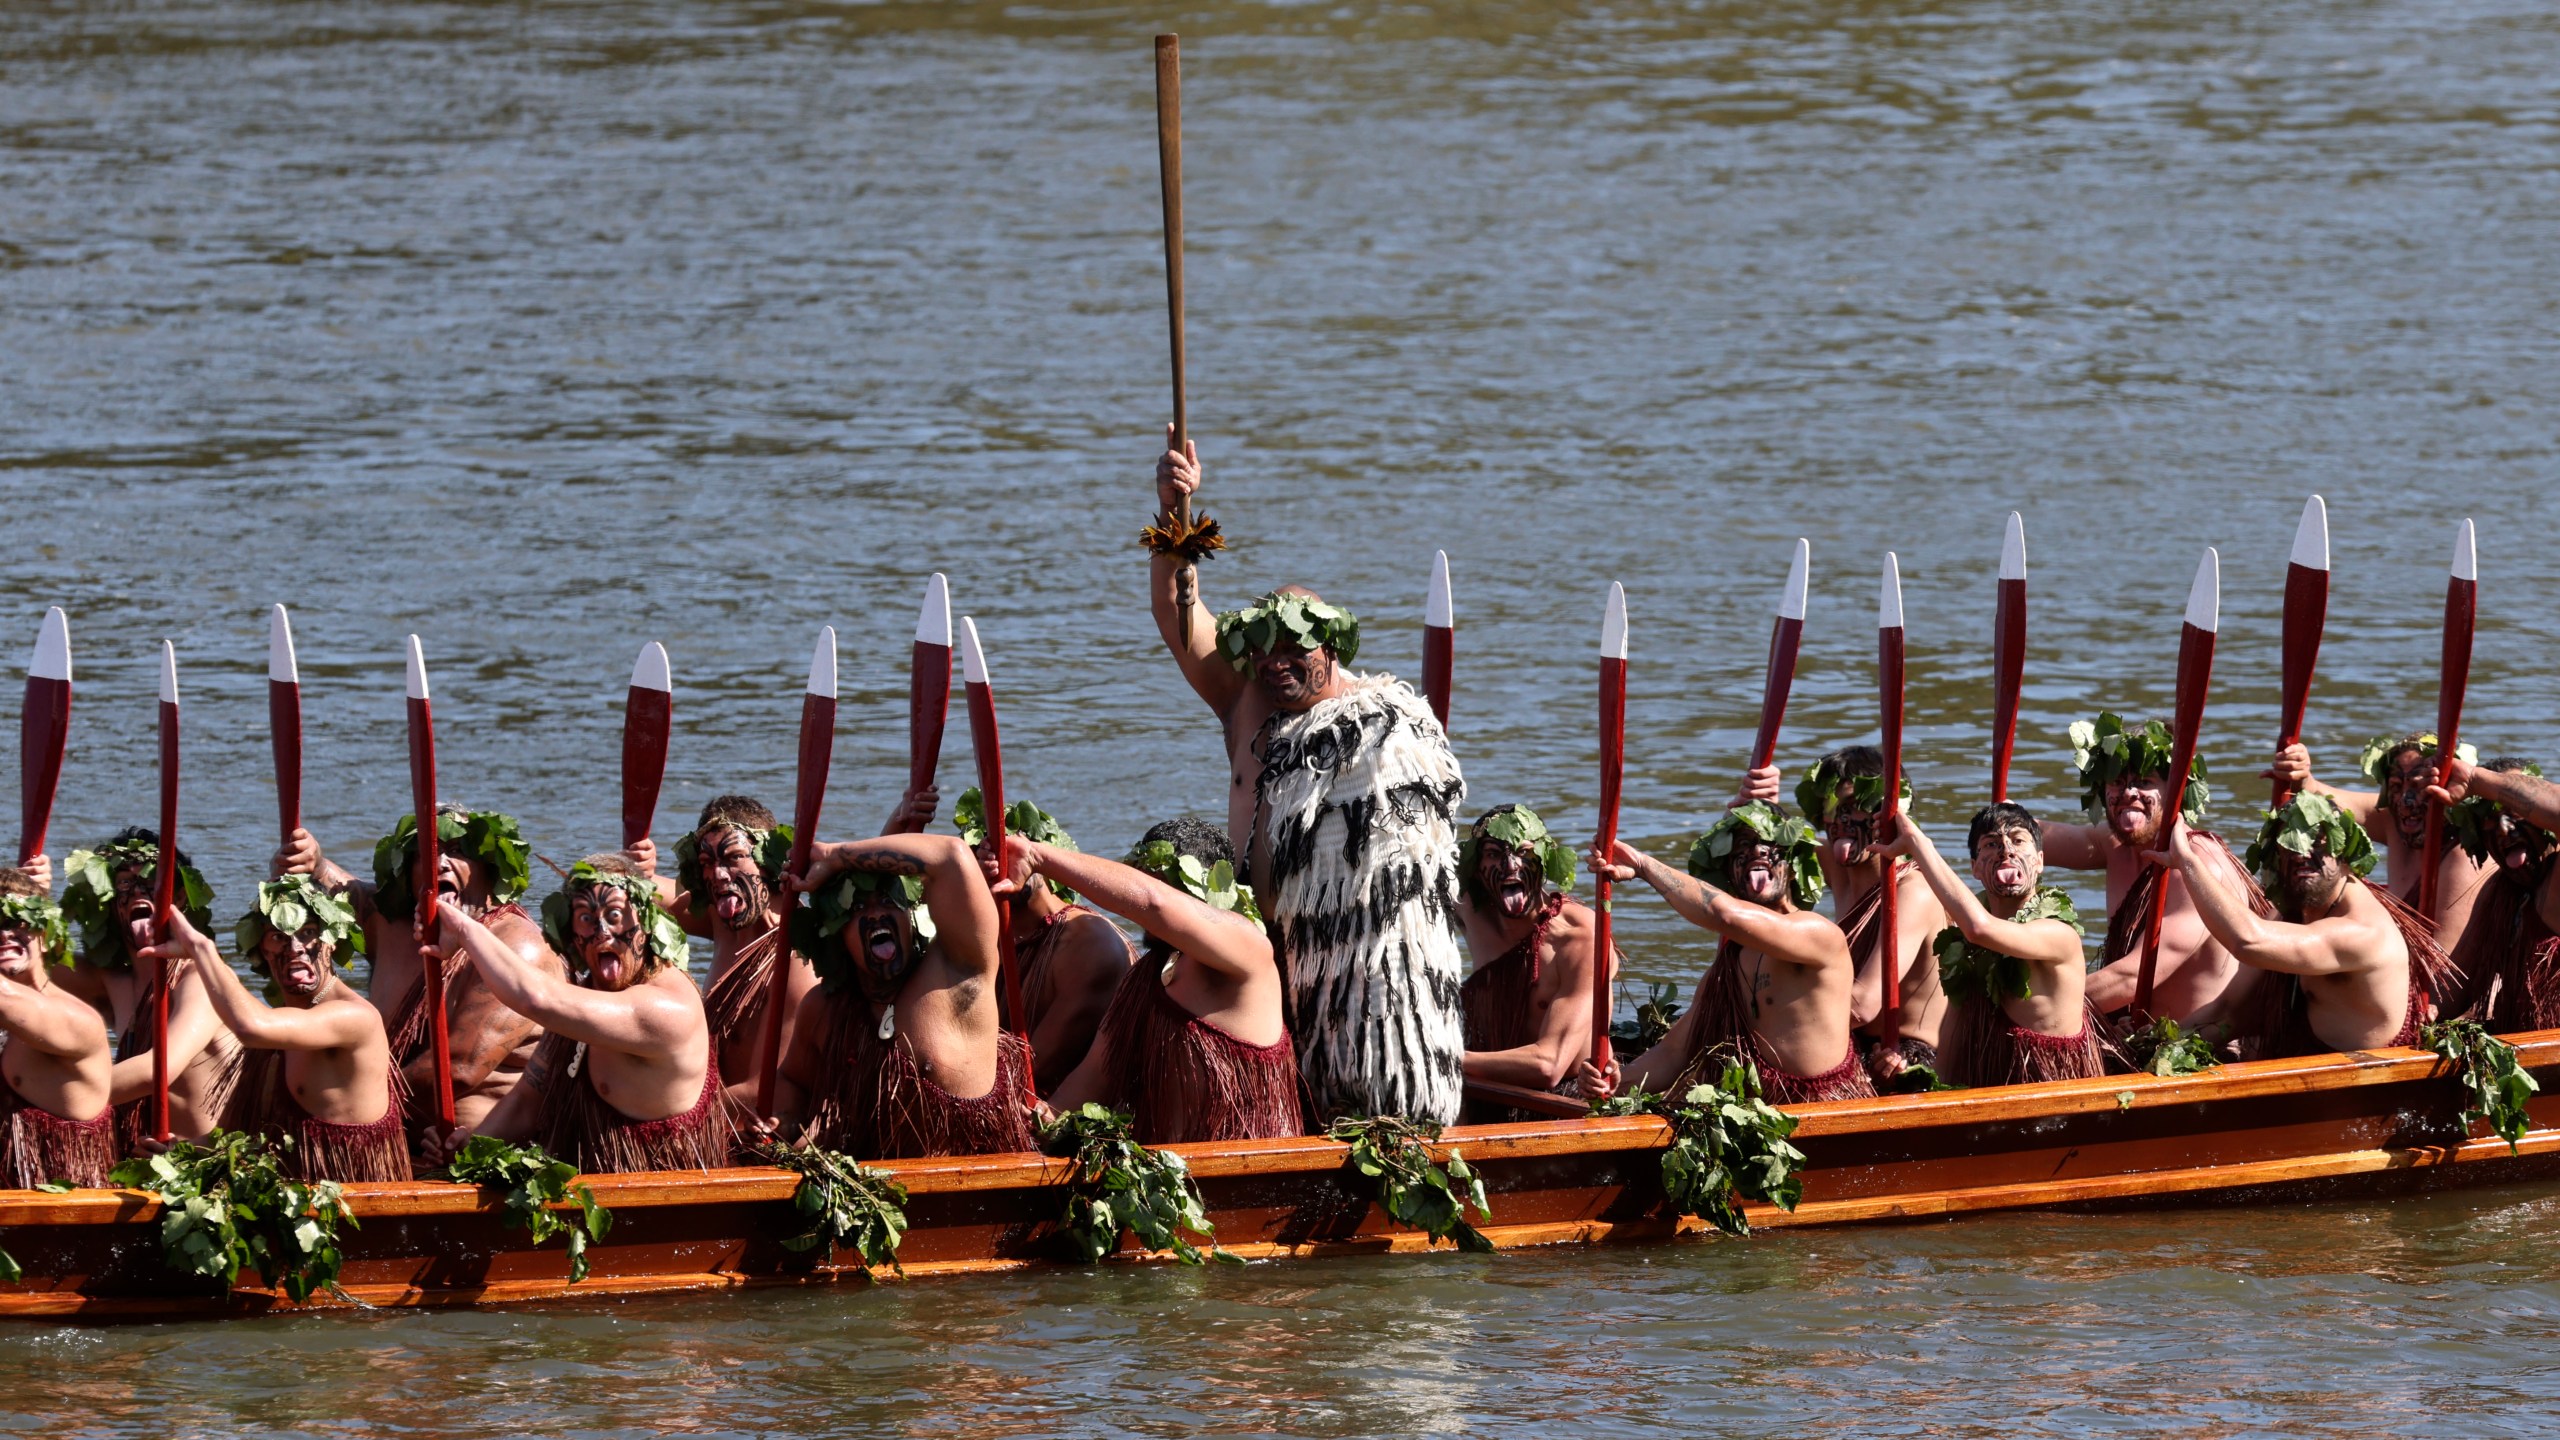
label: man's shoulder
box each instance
[1056,910,1135,962]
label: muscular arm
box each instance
[803,834,1003,982]
[2170,833,2373,978]
[2444,759,2560,835]
[0,977,109,1060]
[1466,907,1601,1090]
[1018,842,1265,983]
[1893,824,2083,970]
[108,971,227,1106]
[432,907,687,1052]
[1148,433,1247,720]
[148,916,372,1052]
[2037,822,2115,872]
[1621,849,1841,972]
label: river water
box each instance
[5,0,2560,1433]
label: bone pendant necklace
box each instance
[876,1004,895,1041]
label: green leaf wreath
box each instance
[440,1135,613,1283]
[538,862,692,977]
[2423,1018,2539,1155]
[1125,840,1263,924]
[1791,761,1913,826]
[232,873,365,966]
[2242,792,2380,889]
[794,868,936,995]
[749,1141,909,1274]
[952,787,1078,901]
[371,809,531,920]
[59,837,214,970]
[2357,732,2475,792]
[109,1130,356,1303]
[1589,1060,1807,1238]
[2121,1016,2220,1077]
[1327,1116,1493,1252]
[1931,888,2083,1009]
[1457,804,1578,903]
[0,890,71,967]
[2068,712,2210,826]
[1214,591,1361,672]
[1039,1102,1230,1265]
[1686,801,1826,909]
[673,821,792,916]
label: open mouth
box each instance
[711,883,751,923]
[1993,859,2028,889]
[1496,878,1533,916]
[1746,861,1777,894]
[859,920,903,965]
[282,957,321,990]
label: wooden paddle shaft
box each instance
[1990,578,2025,803]
[1590,655,1627,1071]
[2132,624,2215,1017]
[408,696,457,1131]
[152,698,178,1143]
[1878,628,1905,1021]
[19,676,69,867]
[270,680,301,840]
[754,692,835,1117]
[965,681,1038,1106]
[908,639,951,798]
[1750,616,1803,774]
[2272,561,2329,807]
[1155,34,1197,638]
[2420,577,2477,921]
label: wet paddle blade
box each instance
[1592,581,1628,1072]
[1878,555,1906,1021]
[18,608,71,866]
[2134,548,2221,1017]
[153,641,180,1144]
[910,574,952,798]
[959,616,1038,1104]
[623,641,672,850]
[1423,550,1453,732]
[2273,496,2329,805]
[755,626,838,1117]
[269,605,302,840]
[2420,519,2478,921]
[403,634,457,1130]
[1750,539,1810,773]
[1991,514,2026,802]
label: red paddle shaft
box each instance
[909,640,950,798]
[2271,561,2329,808]
[622,690,670,851]
[1878,624,1905,1020]
[1423,627,1453,733]
[963,676,1038,1107]
[754,687,836,1117]
[271,680,301,840]
[407,694,456,1131]
[1751,616,1803,775]
[18,678,67,867]
[2419,576,2477,922]
[151,693,177,1144]
[1590,653,1627,1072]
[1990,577,2024,803]
[2132,623,2216,1017]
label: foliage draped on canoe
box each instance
[109,1131,355,1303]
[1039,1102,1225,1265]
[440,1136,612,1283]
[1327,1116,1491,1252]
[751,1141,908,1274]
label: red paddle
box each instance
[1589,583,1628,1074]
[1750,540,1811,775]
[1991,515,2026,803]
[268,607,301,841]
[17,608,71,867]
[2418,519,2478,923]
[2132,551,2220,1017]
[1423,550,1454,732]
[910,575,952,807]
[2271,498,2330,808]
[754,628,838,1117]
[959,618,1038,1107]
[150,643,179,1144]
[1877,555,1906,1023]
[405,637,457,1134]
[623,642,672,851]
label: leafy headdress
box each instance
[952,787,1077,901]
[1125,839,1262,925]
[2243,791,2380,889]
[59,833,214,970]
[2357,732,2475,792]
[795,868,936,996]
[2450,760,2548,863]
[1931,889,2083,1008]
[0,888,71,966]
[539,861,692,979]
[233,874,364,967]
[1686,802,1825,909]
[673,819,792,912]
[2068,712,2210,826]
[1214,591,1360,672]
[1792,757,1912,826]
[372,808,531,920]
[1457,805,1577,905]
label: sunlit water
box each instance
[5,0,2560,1432]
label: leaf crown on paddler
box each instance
[372,806,532,919]
[1686,801,1825,909]
[233,873,365,968]
[1124,838,1263,925]
[673,797,793,913]
[2243,791,2380,888]
[2067,712,2210,826]
[2449,757,2548,863]
[1792,748,1913,826]
[951,787,1078,901]
[795,866,937,994]
[59,829,215,970]
[1458,805,1577,903]
[2357,731,2474,792]
[1931,887,2082,1009]
[539,857,692,979]
[0,872,71,966]
[1214,590,1360,672]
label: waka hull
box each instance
[6,1031,2559,1320]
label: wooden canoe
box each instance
[7,1030,2559,1321]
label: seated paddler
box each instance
[57,830,239,1151]
[2268,731,2491,944]
[657,795,815,1116]
[1793,749,1948,1089]
[1455,805,1611,1122]
[1879,806,2105,1088]
[767,831,1036,1160]
[2431,755,2560,1028]
[0,869,114,1188]
[948,789,1134,1096]
[1581,801,1871,1105]
[1028,818,1301,1144]
[142,878,410,1182]
[426,856,731,1173]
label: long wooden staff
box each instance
[2271,497,2330,808]
[18,608,71,866]
[268,607,301,841]
[1424,551,1454,732]
[1154,33,1197,642]
[623,643,672,851]
[1751,540,1811,775]
[1877,556,1906,1024]
[910,575,952,806]
[2131,551,2221,1017]
[754,628,838,1117]
[150,643,179,1144]
[2418,519,2478,923]
[405,637,457,1134]
[959,618,1038,1106]
[1590,583,1628,1074]
[1991,515,2026,803]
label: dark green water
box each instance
[5,0,2560,1433]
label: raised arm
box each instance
[143,911,375,1053]
[1598,842,1843,971]
[2434,756,2560,836]
[2166,828,2371,977]
[2268,743,2382,835]
[2036,821,2114,872]
[430,906,690,1052]
[108,969,227,1107]
[1150,430,1247,719]
[802,833,1002,980]
[1011,839,1267,982]
[0,973,107,1060]
[1883,819,2083,969]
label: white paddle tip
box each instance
[631,640,671,694]
[2291,496,2330,572]
[1779,539,1810,621]
[2000,512,2026,581]
[1600,583,1628,660]
[2452,518,2477,582]
[404,635,431,701]
[807,626,838,699]
[916,574,952,647]
[1426,551,1453,629]
[157,641,178,705]
[959,617,992,686]
[1878,553,1904,630]
[267,605,298,684]
[30,607,70,683]
[2184,548,2221,633]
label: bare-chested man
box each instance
[0,870,113,1187]
[1581,802,1871,1105]
[768,831,1035,1160]
[279,807,559,1151]
[55,830,240,1151]
[430,856,729,1173]
[2269,731,2491,943]
[659,795,814,1115]
[1791,748,1948,1089]
[1033,819,1302,1144]
[145,881,408,1182]
[950,788,1134,1095]
[1152,434,1469,1125]
[1455,805,1609,1122]
[2428,756,2560,1030]
[1880,806,2106,1087]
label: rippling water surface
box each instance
[5,0,2560,1432]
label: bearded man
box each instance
[1881,807,2105,1087]
[660,795,814,1115]
[1581,802,1870,1105]
[56,830,239,1150]
[2268,733,2492,941]
[1793,749,1948,1088]
[768,831,1034,1160]
[143,882,409,1182]
[429,856,729,1173]
[1454,805,1609,1123]
[1153,432,1468,1126]
[1031,819,1302,1144]
[278,807,558,1148]
[952,789,1135,1094]
[0,870,113,1187]
[2427,756,2560,1030]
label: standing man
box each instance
[1795,749,1948,1087]
[664,795,814,1115]
[1455,805,1610,1121]
[2269,733,2491,941]
[0,869,113,1187]
[951,790,1134,1095]
[1152,435,1469,1125]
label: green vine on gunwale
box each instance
[108,1130,356,1303]
[1327,1116,1493,1253]
[1591,1060,1807,1237]
[1039,1102,1230,1265]
[2423,1018,2539,1155]
[439,1136,613,1283]
[750,1141,909,1273]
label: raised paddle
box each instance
[2418,518,2478,923]
[959,617,1038,1107]
[18,608,71,866]
[1877,555,1907,1023]
[150,643,180,1144]
[1750,539,1811,774]
[1991,515,2026,803]
[624,642,672,851]
[1589,582,1628,1075]
[405,636,457,1135]
[1154,33,1198,642]
[1424,550,1453,732]
[2271,497,2330,808]
[2131,550,2221,1018]
[910,574,952,806]
[268,606,301,842]
[754,627,838,1118]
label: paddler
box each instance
[1580,802,1872,1105]
[0,868,114,1187]
[765,831,1036,1159]
[143,880,410,1181]
[950,788,1135,1095]
[277,806,559,1148]
[2425,756,2560,1029]
[55,830,240,1150]
[1454,805,1611,1121]
[2267,732,2492,940]
[1151,436,1470,1126]
[1878,806,2107,1087]
[424,855,731,1172]
[656,796,816,1114]
[1792,748,1949,1088]
[1026,818,1303,1143]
